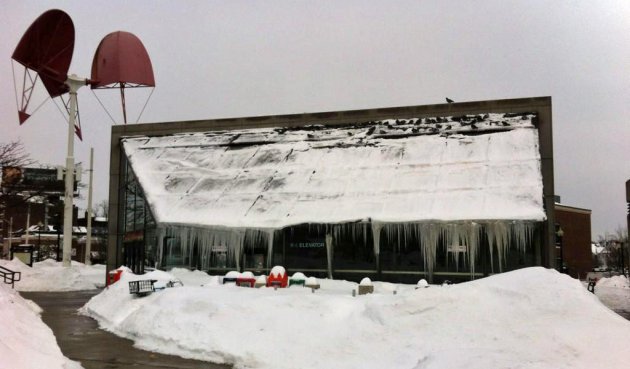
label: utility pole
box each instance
[9,217,12,252]
[25,202,31,245]
[62,75,87,267]
[85,147,94,265]
[626,180,629,277]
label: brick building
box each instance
[554,203,592,279]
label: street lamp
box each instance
[556,227,565,273]
[37,221,43,262]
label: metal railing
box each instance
[0,265,21,289]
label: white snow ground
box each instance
[82,267,630,369]
[0,284,83,369]
[0,258,104,369]
[0,258,105,291]
[595,275,630,315]
[1,259,627,369]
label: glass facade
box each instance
[283,226,328,272]
[120,159,157,273]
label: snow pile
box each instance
[594,276,630,314]
[0,258,105,291]
[83,267,630,369]
[0,284,82,369]
[167,267,220,286]
[270,265,286,277]
[597,275,630,289]
[290,272,306,281]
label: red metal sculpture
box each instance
[11,9,75,124]
[91,31,155,124]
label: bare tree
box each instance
[596,227,629,275]
[1,140,37,240]
[94,199,109,219]
[0,140,34,169]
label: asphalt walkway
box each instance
[21,290,230,369]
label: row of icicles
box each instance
[156,220,537,280]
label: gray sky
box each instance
[1,0,628,239]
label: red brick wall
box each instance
[555,206,592,279]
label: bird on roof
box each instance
[446,97,454,103]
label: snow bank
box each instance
[0,284,82,369]
[597,275,630,289]
[168,267,220,286]
[83,267,630,369]
[594,275,630,314]
[0,258,105,292]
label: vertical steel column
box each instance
[62,75,86,267]
[85,147,94,265]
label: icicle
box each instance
[466,222,480,278]
[371,222,382,271]
[418,223,440,281]
[363,222,368,248]
[512,221,534,254]
[325,231,333,279]
[485,221,510,272]
[156,227,165,268]
[266,230,274,269]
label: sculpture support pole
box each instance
[62,74,85,267]
[85,147,94,265]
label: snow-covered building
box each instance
[107,97,556,283]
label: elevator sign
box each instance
[289,241,325,248]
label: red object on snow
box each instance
[236,277,256,288]
[266,268,288,288]
[107,269,123,286]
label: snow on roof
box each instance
[122,113,545,230]
[591,243,607,255]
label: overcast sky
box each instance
[1,0,628,239]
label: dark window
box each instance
[284,225,328,271]
[332,225,375,271]
[379,225,423,272]
[242,230,270,273]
